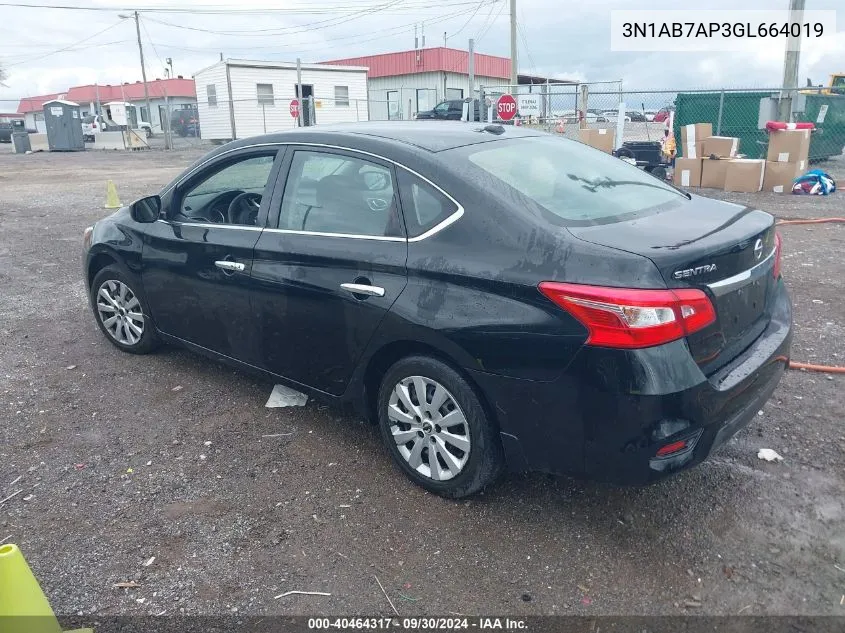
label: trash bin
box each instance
[11,119,31,154]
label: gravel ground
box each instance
[0,145,843,620]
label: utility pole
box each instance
[779,0,805,121]
[124,11,153,132]
[296,57,304,127]
[468,38,475,120]
[509,0,518,91]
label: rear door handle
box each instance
[214,260,245,272]
[340,283,385,298]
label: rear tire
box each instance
[377,356,503,498]
[90,265,159,354]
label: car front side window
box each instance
[277,150,403,238]
[177,154,275,226]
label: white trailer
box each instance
[193,58,369,141]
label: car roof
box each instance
[225,121,545,153]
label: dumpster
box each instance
[11,119,31,153]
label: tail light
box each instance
[92,122,97,129]
[538,282,716,349]
[773,232,782,279]
[656,440,688,457]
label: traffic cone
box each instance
[0,544,93,633]
[104,180,122,209]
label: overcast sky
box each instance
[1,0,843,108]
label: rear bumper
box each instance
[469,279,792,484]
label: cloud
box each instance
[1,0,843,108]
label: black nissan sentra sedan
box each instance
[83,122,792,498]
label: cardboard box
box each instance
[724,159,765,193]
[701,136,739,158]
[680,123,712,159]
[766,129,810,166]
[762,161,802,193]
[578,128,615,153]
[701,157,731,189]
[673,158,702,188]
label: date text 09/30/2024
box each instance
[308,618,527,631]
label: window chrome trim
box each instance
[156,219,263,232]
[161,141,465,243]
[707,247,776,297]
[262,227,405,242]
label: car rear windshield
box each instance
[82,115,96,124]
[462,136,686,225]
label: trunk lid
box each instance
[567,195,777,373]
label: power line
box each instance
[142,0,405,37]
[0,1,488,14]
[6,20,126,67]
[145,4,488,55]
[474,0,505,44]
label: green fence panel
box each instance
[675,91,845,163]
[674,91,768,159]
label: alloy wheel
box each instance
[96,279,145,346]
[387,376,471,481]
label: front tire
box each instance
[377,356,503,498]
[90,265,159,354]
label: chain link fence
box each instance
[475,84,845,163]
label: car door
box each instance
[432,102,451,120]
[446,101,464,120]
[141,145,285,362]
[250,147,408,395]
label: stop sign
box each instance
[496,94,517,121]
[290,99,300,119]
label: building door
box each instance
[387,90,400,120]
[295,84,315,126]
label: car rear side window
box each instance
[396,170,458,238]
[464,136,686,224]
[278,150,403,238]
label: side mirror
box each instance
[130,195,161,223]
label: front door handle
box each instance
[214,260,245,273]
[340,283,385,298]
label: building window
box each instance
[140,106,149,123]
[416,88,437,113]
[207,85,217,107]
[257,83,275,106]
[446,88,464,100]
[334,85,349,107]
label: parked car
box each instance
[601,110,632,122]
[170,107,200,137]
[554,109,608,124]
[626,110,647,122]
[82,114,113,142]
[654,106,675,123]
[0,122,12,143]
[415,99,480,121]
[644,110,658,122]
[83,122,792,498]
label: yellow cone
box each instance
[104,180,122,209]
[0,543,62,633]
[0,544,93,633]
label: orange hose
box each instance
[789,361,845,374]
[772,218,844,374]
[776,217,845,226]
